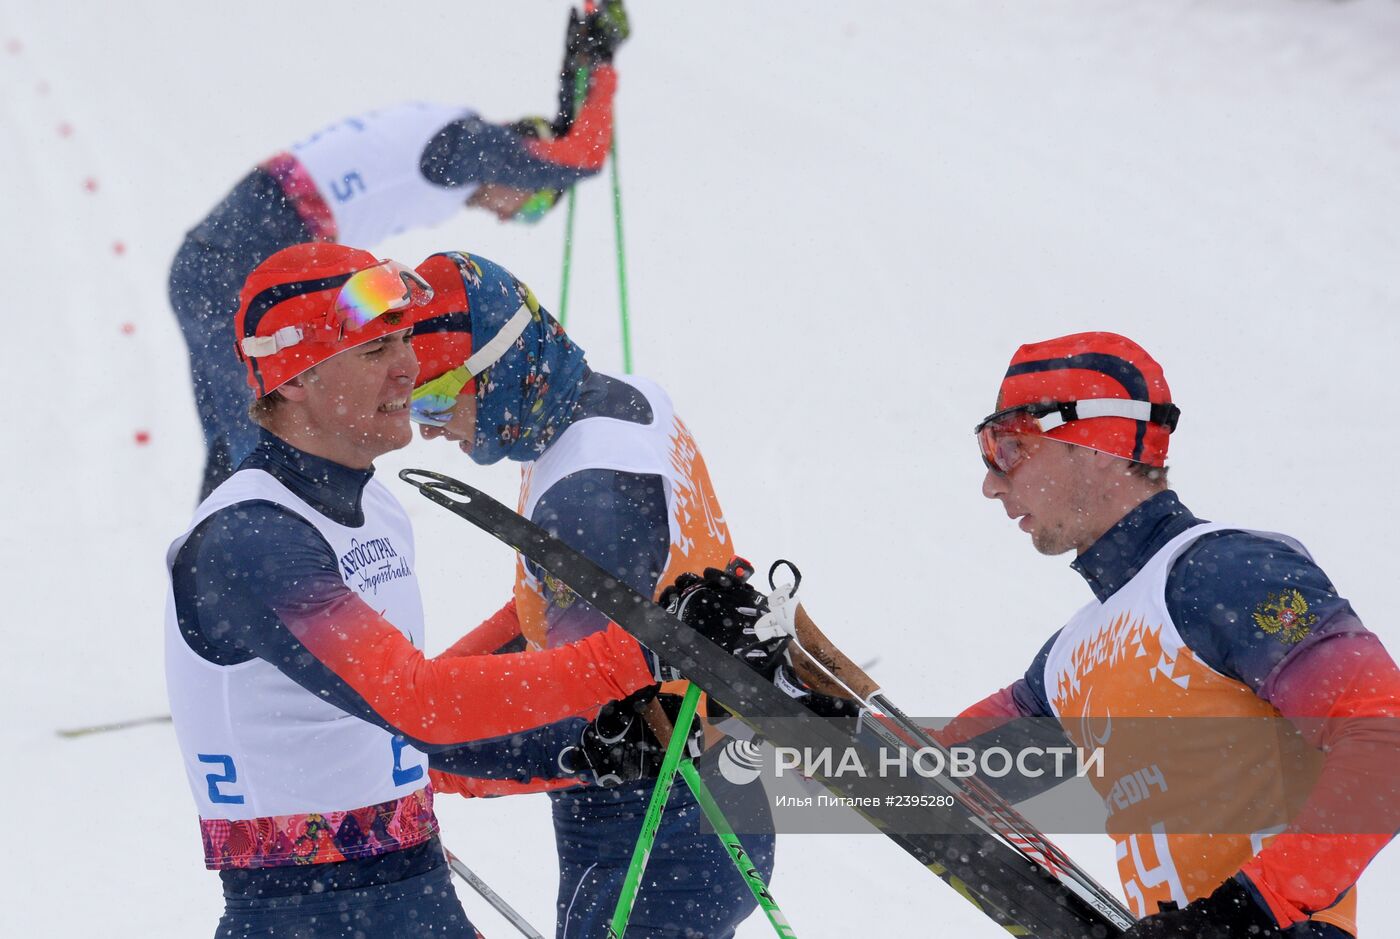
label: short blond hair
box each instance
[248,390,287,429]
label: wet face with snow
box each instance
[278,330,419,468]
[981,436,1129,556]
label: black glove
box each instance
[558,686,702,787]
[772,662,863,719]
[565,0,629,67]
[1123,877,1283,938]
[660,557,792,680]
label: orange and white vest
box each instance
[514,374,732,657]
[1044,522,1356,933]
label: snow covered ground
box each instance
[3,0,1399,934]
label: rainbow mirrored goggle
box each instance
[334,260,433,333]
[408,298,538,426]
[240,260,433,358]
[514,188,563,224]
[974,399,1180,476]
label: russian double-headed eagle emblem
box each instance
[1251,589,1317,643]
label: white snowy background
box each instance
[2,0,1398,935]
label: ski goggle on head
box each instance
[409,299,537,427]
[239,259,432,358]
[334,260,433,333]
[974,398,1181,476]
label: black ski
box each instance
[401,469,1130,938]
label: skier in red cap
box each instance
[163,241,730,937]
[956,331,1399,937]
[679,330,1400,936]
[169,2,628,500]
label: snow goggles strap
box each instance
[409,300,535,426]
[974,398,1180,475]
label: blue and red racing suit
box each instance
[166,429,656,933]
[944,491,1400,936]
[430,372,778,939]
[169,65,619,500]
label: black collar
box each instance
[239,429,375,527]
[1070,490,1204,602]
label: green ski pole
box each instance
[607,683,703,938]
[678,759,798,937]
[556,62,591,327]
[608,129,633,373]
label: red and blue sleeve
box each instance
[1168,532,1400,924]
[419,65,617,192]
[436,598,527,658]
[425,469,670,796]
[174,502,655,753]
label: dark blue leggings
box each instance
[168,168,313,501]
[215,860,477,938]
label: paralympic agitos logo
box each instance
[339,537,412,595]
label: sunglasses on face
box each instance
[976,409,1044,476]
[973,398,1181,476]
[408,293,539,426]
[410,365,474,427]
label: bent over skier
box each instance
[169,1,628,500]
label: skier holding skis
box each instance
[404,249,777,938]
[169,1,628,500]
[165,242,708,937]
[679,331,1400,937]
[959,332,1400,936]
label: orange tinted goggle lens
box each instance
[333,261,433,331]
[976,412,1043,475]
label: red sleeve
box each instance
[428,768,580,799]
[929,685,1026,745]
[1239,631,1400,924]
[284,590,654,746]
[437,598,523,659]
[525,64,616,171]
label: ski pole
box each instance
[557,0,596,326]
[556,64,590,326]
[608,127,633,373]
[445,847,546,939]
[607,682,703,938]
[56,713,172,738]
[677,759,798,938]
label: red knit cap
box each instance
[408,253,477,388]
[234,243,419,397]
[994,332,1175,466]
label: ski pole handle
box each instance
[792,605,880,699]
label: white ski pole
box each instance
[444,847,545,939]
[56,714,172,738]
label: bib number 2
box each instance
[197,753,245,805]
[391,735,424,786]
